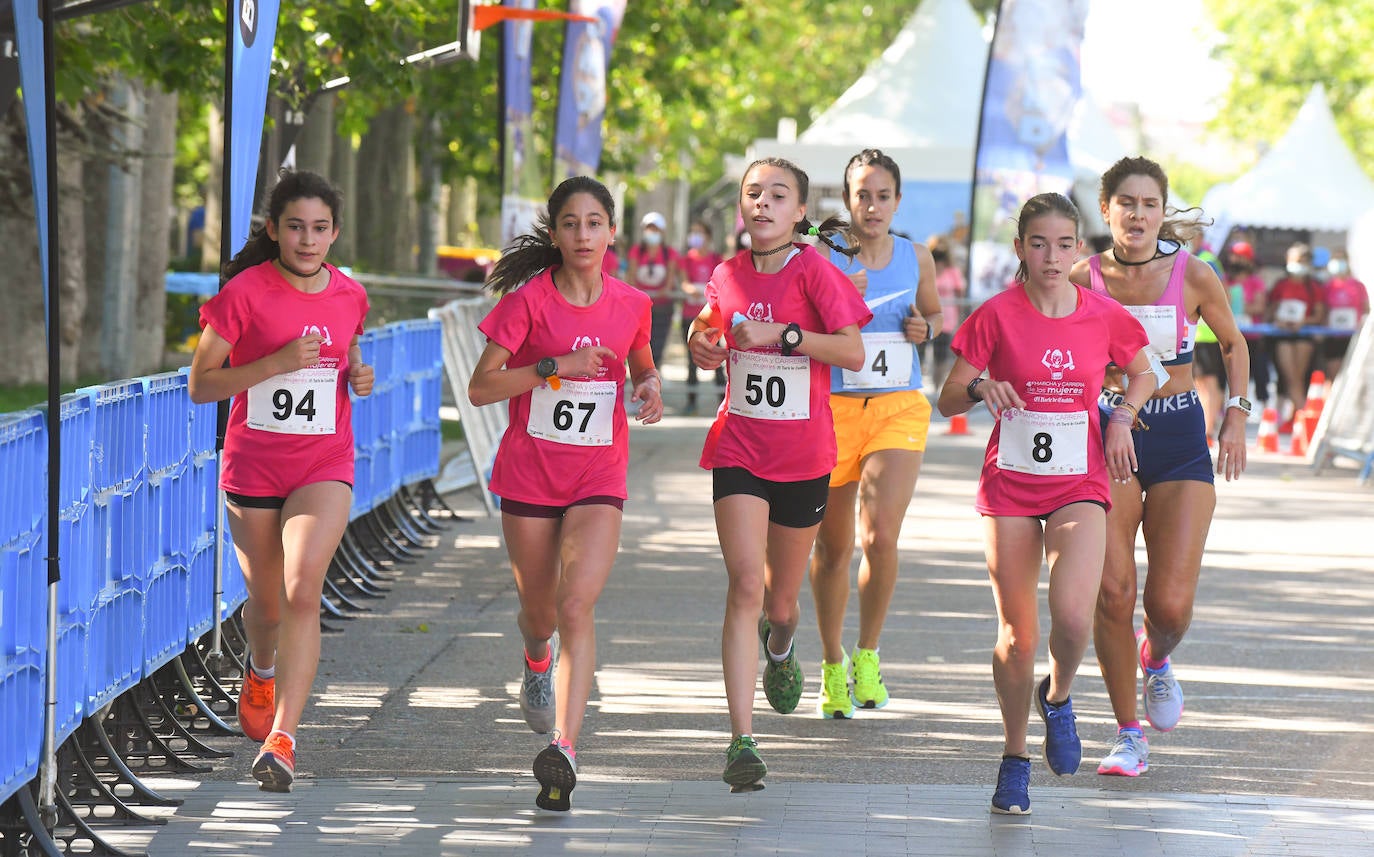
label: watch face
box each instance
[1240,397,1252,410]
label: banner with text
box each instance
[968,0,1088,304]
[551,0,626,181]
[228,0,281,258]
[500,0,545,245]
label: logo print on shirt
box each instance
[301,324,333,346]
[1041,348,1075,381]
[745,302,774,323]
[571,334,609,378]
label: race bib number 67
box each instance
[528,379,615,446]
[246,367,337,435]
[996,409,1089,476]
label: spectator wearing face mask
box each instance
[1265,242,1324,431]
[628,211,680,367]
[677,220,725,412]
[1320,249,1370,380]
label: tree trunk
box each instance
[97,77,143,381]
[330,122,357,266]
[416,113,440,276]
[133,83,177,373]
[354,103,414,272]
[0,118,48,386]
[200,103,224,275]
[294,91,334,177]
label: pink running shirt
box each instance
[199,261,370,498]
[478,269,651,506]
[952,285,1148,517]
[699,244,873,482]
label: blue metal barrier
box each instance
[0,411,45,806]
[0,318,443,805]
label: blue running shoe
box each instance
[1035,675,1081,776]
[990,754,1031,815]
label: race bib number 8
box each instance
[728,350,810,420]
[996,409,1089,476]
[247,368,337,435]
[842,332,913,390]
[528,379,615,446]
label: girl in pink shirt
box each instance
[189,170,374,794]
[939,193,1154,815]
[469,176,663,811]
[686,157,871,791]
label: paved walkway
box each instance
[92,382,1374,857]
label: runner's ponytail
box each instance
[798,216,859,258]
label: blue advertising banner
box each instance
[551,0,626,181]
[228,0,280,257]
[13,0,49,323]
[968,0,1089,304]
[500,0,544,245]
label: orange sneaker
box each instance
[237,668,275,743]
[252,731,295,793]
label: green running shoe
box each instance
[850,646,889,709]
[818,658,853,719]
[723,734,767,790]
[759,617,803,714]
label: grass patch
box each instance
[0,380,95,415]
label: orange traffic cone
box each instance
[1289,409,1310,456]
[1304,370,1327,420]
[1256,407,1280,453]
[946,412,969,435]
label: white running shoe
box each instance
[1138,630,1184,731]
[1097,728,1149,777]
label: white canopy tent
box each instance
[1203,84,1374,257]
[744,0,989,244]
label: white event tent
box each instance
[744,0,989,244]
[1203,84,1374,259]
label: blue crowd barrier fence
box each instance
[0,317,442,810]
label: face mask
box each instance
[643,232,662,247]
[1329,260,1349,276]
[1287,263,1309,276]
[687,233,705,250]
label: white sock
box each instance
[250,656,275,681]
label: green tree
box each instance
[1204,0,1374,173]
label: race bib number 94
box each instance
[996,409,1089,476]
[528,379,616,446]
[246,368,337,435]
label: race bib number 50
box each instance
[246,368,337,435]
[528,379,615,446]
[996,409,1089,476]
[728,350,810,420]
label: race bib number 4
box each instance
[842,332,913,390]
[527,379,615,446]
[246,368,337,435]
[727,350,810,420]
[996,409,1089,476]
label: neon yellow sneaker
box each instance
[850,646,889,709]
[818,658,854,719]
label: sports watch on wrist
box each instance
[780,322,803,356]
[1224,395,1252,416]
[536,357,559,379]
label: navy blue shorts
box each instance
[1098,390,1214,488]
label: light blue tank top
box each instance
[828,237,924,393]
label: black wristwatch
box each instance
[780,322,803,356]
[535,357,559,379]
[967,377,985,402]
